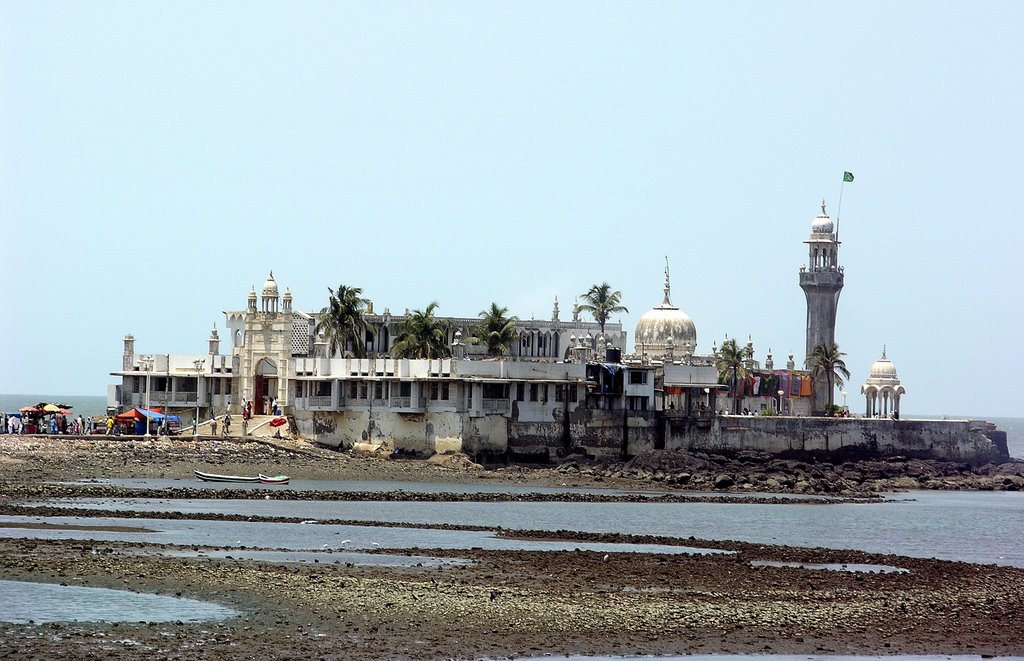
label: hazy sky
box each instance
[2,2,1021,418]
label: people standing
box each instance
[223,412,232,436]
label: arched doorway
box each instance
[254,358,278,415]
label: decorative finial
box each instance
[882,344,887,359]
[821,199,827,216]
[663,256,672,306]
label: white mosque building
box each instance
[108,201,922,455]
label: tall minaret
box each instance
[799,201,844,412]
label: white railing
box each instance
[482,398,509,412]
[309,396,332,408]
[148,392,198,405]
[392,396,412,408]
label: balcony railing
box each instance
[482,398,509,413]
[309,396,332,408]
[148,392,199,405]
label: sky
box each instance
[1,1,1022,418]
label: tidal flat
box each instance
[1,436,1023,660]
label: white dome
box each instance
[635,304,697,354]
[867,347,900,384]
[633,263,696,357]
[870,358,897,378]
[262,272,279,297]
[811,200,834,234]
[811,212,834,234]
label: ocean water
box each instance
[0,394,110,418]
[0,579,237,624]
[31,489,1024,567]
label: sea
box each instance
[1,394,1021,459]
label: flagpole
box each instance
[835,180,845,243]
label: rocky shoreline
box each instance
[2,436,1024,659]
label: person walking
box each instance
[223,413,232,437]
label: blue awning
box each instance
[137,408,182,423]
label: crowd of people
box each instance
[1,411,94,435]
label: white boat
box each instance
[194,470,260,483]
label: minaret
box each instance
[799,200,844,412]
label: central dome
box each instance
[633,263,697,357]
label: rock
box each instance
[713,474,735,489]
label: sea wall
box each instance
[666,415,1004,465]
[293,409,1003,466]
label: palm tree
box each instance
[391,302,452,359]
[806,343,851,412]
[316,285,370,358]
[578,282,628,336]
[470,303,517,357]
[715,337,752,414]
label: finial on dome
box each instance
[882,344,887,359]
[821,199,827,215]
[663,256,672,306]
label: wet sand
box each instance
[1,436,1023,659]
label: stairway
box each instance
[244,415,286,438]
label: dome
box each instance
[633,262,697,357]
[867,347,900,382]
[635,305,697,354]
[262,271,279,298]
[811,201,834,234]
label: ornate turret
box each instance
[552,296,560,322]
[261,271,279,313]
[799,201,844,413]
[247,286,257,312]
[861,346,907,418]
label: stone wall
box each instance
[293,409,1003,466]
[665,415,1003,465]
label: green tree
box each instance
[578,282,628,336]
[805,343,851,413]
[715,337,752,414]
[470,303,517,357]
[391,302,452,359]
[315,284,370,358]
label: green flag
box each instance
[843,171,854,182]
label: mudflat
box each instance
[1,436,1023,660]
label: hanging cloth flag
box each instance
[843,171,855,182]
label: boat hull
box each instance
[258,474,290,485]
[194,470,260,483]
